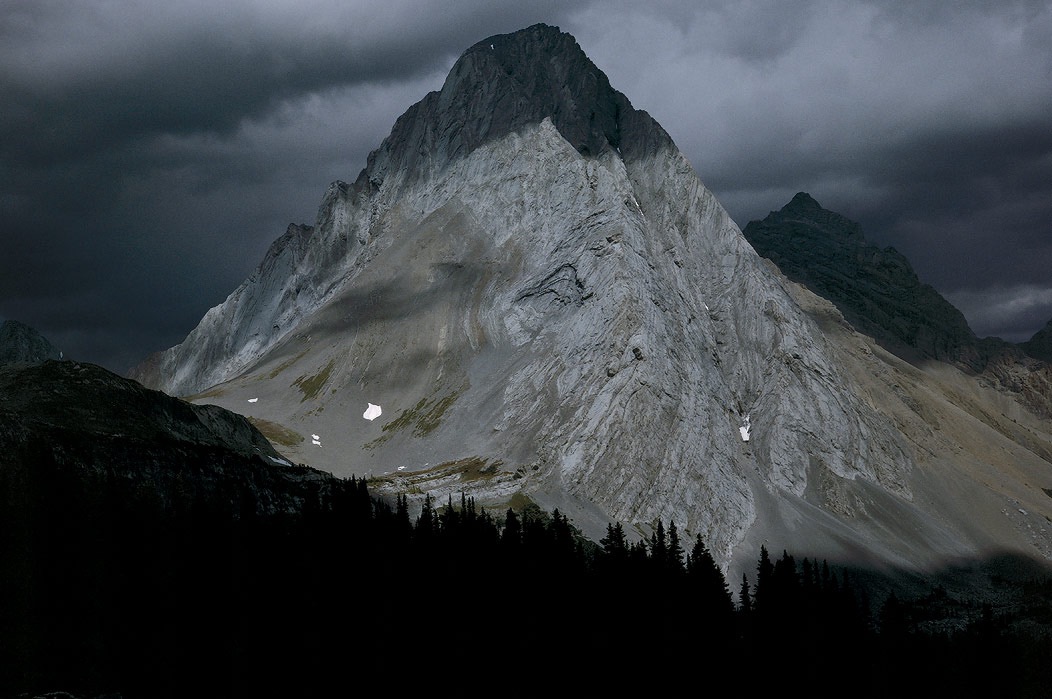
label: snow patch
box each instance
[247,398,258,403]
[363,403,382,421]
[311,433,322,447]
[739,415,751,442]
[267,455,293,467]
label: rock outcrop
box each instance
[0,319,61,365]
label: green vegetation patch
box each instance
[292,359,335,402]
[383,390,461,437]
[447,456,504,482]
[368,456,503,488]
[366,389,462,448]
[248,417,304,447]
[506,491,535,512]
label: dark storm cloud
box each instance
[1,0,576,372]
[569,0,1052,342]
[2,0,1050,371]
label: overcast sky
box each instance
[3,0,1051,374]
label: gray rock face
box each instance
[0,320,61,365]
[134,25,1052,581]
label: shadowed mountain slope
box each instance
[1022,319,1052,362]
[742,192,987,369]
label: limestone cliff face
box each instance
[132,25,1052,578]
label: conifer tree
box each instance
[649,520,668,572]
[753,545,774,615]
[415,493,435,541]
[687,535,733,609]
[738,574,752,615]
[666,520,685,575]
[501,508,522,548]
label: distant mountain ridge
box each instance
[742,192,1052,420]
[742,192,987,369]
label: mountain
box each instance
[0,319,61,365]
[741,192,986,369]
[130,24,1052,588]
[743,193,1052,420]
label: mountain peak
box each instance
[784,191,823,212]
[356,24,673,191]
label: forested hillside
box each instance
[4,463,1052,698]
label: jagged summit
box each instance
[784,191,823,211]
[355,23,672,193]
[774,192,863,237]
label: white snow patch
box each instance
[312,434,320,440]
[397,466,406,471]
[739,415,751,442]
[247,398,258,403]
[267,455,293,467]
[363,403,382,421]
[312,439,322,446]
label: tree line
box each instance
[3,467,1051,698]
